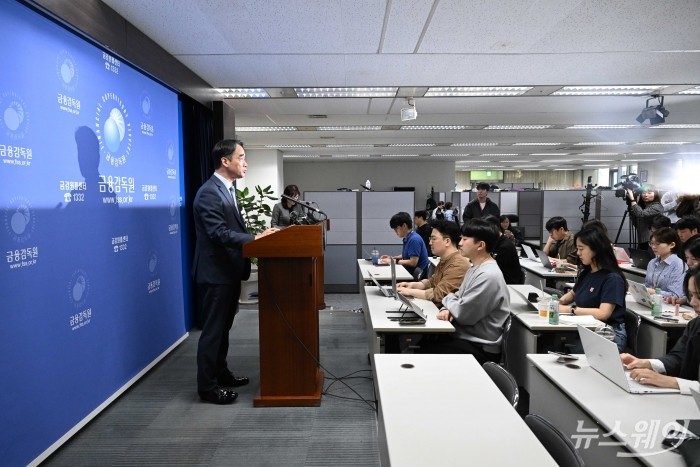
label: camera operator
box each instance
[627,187,664,250]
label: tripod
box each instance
[614,205,637,248]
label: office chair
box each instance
[482,361,519,409]
[623,309,642,356]
[412,267,423,281]
[524,414,586,467]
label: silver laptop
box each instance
[394,292,427,324]
[536,249,555,269]
[614,246,631,263]
[368,260,397,298]
[522,244,540,262]
[508,286,540,312]
[628,281,655,309]
[577,325,680,394]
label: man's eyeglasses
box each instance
[648,241,666,247]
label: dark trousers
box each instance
[197,283,241,392]
[418,335,501,366]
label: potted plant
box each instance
[235,184,277,304]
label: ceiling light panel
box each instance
[451,142,499,146]
[552,85,667,96]
[294,87,397,97]
[215,88,269,98]
[512,142,562,146]
[678,86,700,95]
[651,124,700,129]
[424,86,532,97]
[400,125,470,130]
[317,125,382,131]
[388,143,436,147]
[236,126,297,132]
[265,144,312,148]
[567,125,638,129]
[325,144,375,147]
[635,141,689,145]
[485,125,552,130]
[574,142,626,145]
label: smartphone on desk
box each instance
[548,351,579,360]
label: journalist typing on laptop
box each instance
[644,227,687,298]
[621,268,700,395]
[556,228,628,352]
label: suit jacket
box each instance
[659,317,700,380]
[462,198,500,222]
[192,175,254,284]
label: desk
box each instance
[507,284,604,391]
[519,258,577,289]
[620,263,647,282]
[528,353,699,467]
[375,354,557,467]
[357,259,412,293]
[361,286,452,355]
[625,294,691,358]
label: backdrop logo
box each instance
[56,50,78,91]
[68,269,90,309]
[147,250,158,275]
[0,91,29,140]
[3,196,36,243]
[140,91,152,119]
[167,141,176,164]
[95,92,132,167]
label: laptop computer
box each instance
[577,325,680,394]
[614,246,631,263]
[628,248,653,270]
[628,281,655,308]
[508,286,540,312]
[393,292,427,325]
[368,259,397,298]
[522,244,540,262]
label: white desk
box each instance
[519,258,577,289]
[361,286,452,355]
[507,284,604,391]
[528,353,699,467]
[620,263,647,282]
[625,293,692,358]
[375,354,557,467]
[357,259,412,293]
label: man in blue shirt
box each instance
[380,211,429,278]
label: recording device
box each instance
[280,194,325,215]
[614,174,642,199]
[400,98,417,122]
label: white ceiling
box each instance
[102,0,700,169]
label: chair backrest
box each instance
[501,314,512,369]
[482,361,519,409]
[524,414,585,467]
[623,308,642,355]
[412,267,423,281]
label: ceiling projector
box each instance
[401,106,417,121]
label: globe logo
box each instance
[56,50,78,90]
[68,269,90,308]
[95,92,132,166]
[141,94,151,116]
[148,251,158,274]
[10,205,30,235]
[4,100,24,131]
[4,196,35,243]
[103,108,126,153]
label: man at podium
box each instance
[192,139,277,405]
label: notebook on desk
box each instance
[368,260,397,298]
[628,248,653,270]
[577,325,680,394]
[522,244,540,262]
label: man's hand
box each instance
[255,227,279,240]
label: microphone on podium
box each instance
[280,194,325,215]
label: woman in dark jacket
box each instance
[627,187,664,250]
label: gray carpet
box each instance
[44,294,379,466]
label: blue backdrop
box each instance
[0,2,186,465]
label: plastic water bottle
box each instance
[365,179,371,190]
[371,247,379,265]
[548,294,560,325]
[652,288,663,317]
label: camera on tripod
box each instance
[614,174,643,199]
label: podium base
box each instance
[253,371,324,407]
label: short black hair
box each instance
[476,182,490,191]
[650,215,672,230]
[389,212,412,230]
[676,215,700,232]
[431,219,462,247]
[461,218,499,253]
[211,139,244,169]
[545,216,568,232]
[651,227,681,253]
[581,219,609,238]
[481,214,501,230]
[414,210,428,220]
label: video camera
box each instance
[614,174,643,199]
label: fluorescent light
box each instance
[265,144,312,148]
[215,88,270,98]
[630,152,666,155]
[388,143,436,147]
[400,125,469,130]
[500,160,530,163]
[552,86,667,96]
[480,153,519,156]
[236,126,296,132]
[318,125,382,131]
[530,153,570,156]
[430,154,471,157]
[676,152,700,155]
[283,154,320,158]
[567,124,638,129]
[326,144,375,147]
[512,142,562,146]
[574,142,626,146]
[584,164,611,167]
[294,87,397,97]
[485,125,552,130]
[678,86,700,95]
[455,160,488,164]
[339,154,371,158]
[635,141,689,145]
[424,86,532,97]
[651,124,700,129]
[380,154,419,157]
[578,152,620,156]
[451,142,499,146]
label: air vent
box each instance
[309,114,328,119]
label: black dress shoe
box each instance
[218,374,249,387]
[199,387,238,405]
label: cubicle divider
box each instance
[499,192,518,219]
[541,190,586,241]
[518,191,544,243]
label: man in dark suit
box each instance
[462,182,500,223]
[192,139,277,404]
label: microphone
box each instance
[281,194,325,215]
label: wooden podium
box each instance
[243,224,325,407]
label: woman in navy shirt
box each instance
[558,228,628,351]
